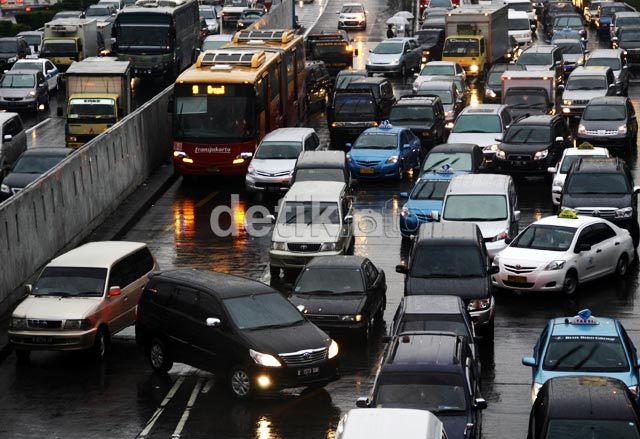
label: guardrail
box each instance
[0,85,173,309]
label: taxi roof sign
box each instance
[566,309,599,325]
[435,164,454,174]
[379,120,393,129]
[558,209,578,219]
[577,141,595,150]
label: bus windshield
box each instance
[173,83,256,142]
[116,14,172,52]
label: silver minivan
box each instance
[434,174,520,258]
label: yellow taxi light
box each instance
[578,141,595,150]
[192,85,199,95]
[558,209,578,219]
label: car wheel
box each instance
[229,366,253,399]
[149,337,173,372]
[562,271,578,296]
[616,254,629,277]
[15,348,30,363]
[92,327,109,361]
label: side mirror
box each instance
[514,210,521,222]
[395,264,408,274]
[578,243,592,252]
[504,236,513,245]
[555,136,563,143]
[108,286,121,297]
[25,284,32,294]
[522,356,537,367]
[296,304,305,313]
[474,398,488,410]
[356,397,370,408]
[345,143,352,151]
[547,166,556,174]
[488,265,499,275]
[399,191,409,198]
[558,84,565,92]
[344,214,353,223]
[206,317,222,327]
[633,185,640,194]
[430,210,440,221]
[3,134,12,142]
[267,214,276,223]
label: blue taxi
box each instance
[522,309,640,402]
[399,165,453,237]
[346,121,422,180]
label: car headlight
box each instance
[468,297,491,311]
[445,110,454,118]
[532,382,543,401]
[470,64,479,72]
[533,149,549,160]
[346,153,352,162]
[341,314,363,322]
[328,339,339,359]
[339,14,345,19]
[616,207,634,218]
[64,319,90,330]
[1,184,10,193]
[28,91,36,97]
[618,124,628,134]
[10,317,27,329]
[390,58,400,65]
[247,165,256,175]
[401,206,411,217]
[485,88,496,98]
[386,155,398,164]
[544,260,565,270]
[320,242,339,251]
[487,144,499,152]
[249,349,282,367]
[577,124,586,134]
[271,241,286,251]
[563,99,572,106]
[495,148,506,159]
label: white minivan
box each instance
[434,174,520,258]
[336,409,447,439]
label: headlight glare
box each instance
[328,339,339,359]
[249,349,282,367]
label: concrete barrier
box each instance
[250,0,294,30]
[0,85,173,309]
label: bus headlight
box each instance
[470,64,479,72]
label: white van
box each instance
[508,9,533,45]
[435,174,520,257]
[9,241,157,361]
[336,409,447,439]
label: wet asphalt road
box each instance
[4,1,640,438]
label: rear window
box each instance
[295,168,345,183]
[333,95,376,119]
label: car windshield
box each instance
[373,42,403,54]
[278,201,340,224]
[294,268,364,294]
[509,18,530,30]
[86,7,111,16]
[341,5,363,13]
[586,57,621,70]
[241,11,262,18]
[410,179,450,200]
[416,89,452,104]
[554,16,582,27]
[443,38,479,57]
[421,64,455,76]
[390,106,434,123]
[0,74,34,88]
[0,41,17,53]
[19,35,41,46]
[504,92,548,108]
[487,71,505,86]
[512,224,576,251]
[295,168,345,183]
[543,335,629,372]
[12,62,41,72]
[583,104,626,120]
[617,16,640,27]
[566,76,606,90]
[429,0,451,7]
[621,29,640,41]
[223,293,304,330]
[556,41,582,54]
[12,154,66,174]
[375,373,468,412]
[452,115,502,133]
[399,314,470,338]
[32,267,107,297]
[415,30,441,45]
[254,141,302,160]
[411,245,485,277]
[443,195,508,221]
[517,52,552,66]
[423,152,472,172]
[566,172,629,194]
[353,133,397,149]
[504,125,551,143]
[335,74,366,90]
[545,420,640,439]
[200,8,216,18]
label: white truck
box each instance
[41,18,101,72]
[501,70,556,118]
[442,3,509,78]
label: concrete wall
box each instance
[0,85,173,308]
[250,0,294,30]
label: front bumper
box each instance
[469,300,494,328]
[491,154,555,175]
[575,134,630,149]
[305,316,366,333]
[173,156,248,176]
[349,161,401,179]
[270,249,345,269]
[245,174,292,193]
[365,63,401,73]
[250,357,340,391]
[492,267,566,292]
[9,327,98,351]
[0,98,37,111]
[338,20,366,29]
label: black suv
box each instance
[0,37,30,71]
[289,256,386,339]
[306,31,356,77]
[395,222,496,336]
[135,269,340,399]
[388,96,446,151]
[561,157,640,245]
[492,115,571,175]
[345,77,396,120]
[356,332,487,439]
[504,87,554,119]
[329,89,382,147]
[576,96,638,152]
[528,376,640,439]
[305,60,332,112]
[414,28,445,63]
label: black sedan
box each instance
[1,147,72,201]
[492,115,571,175]
[576,96,638,151]
[305,60,333,112]
[289,256,386,340]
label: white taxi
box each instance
[548,143,609,206]
[492,210,634,295]
[11,57,60,93]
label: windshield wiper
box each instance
[298,290,335,295]
[549,345,583,370]
[35,292,73,297]
[252,320,304,330]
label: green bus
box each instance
[112,0,200,79]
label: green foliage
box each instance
[0,20,30,37]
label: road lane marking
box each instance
[137,376,186,438]
[171,377,205,439]
[26,117,52,134]
[196,191,219,208]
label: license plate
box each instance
[32,336,53,344]
[206,167,220,173]
[298,367,320,377]
[508,275,528,283]
[360,167,375,174]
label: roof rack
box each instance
[197,50,266,69]
[233,29,295,44]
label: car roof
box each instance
[514,115,557,125]
[204,34,233,42]
[284,181,346,201]
[550,314,619,336]
[522,45,556,53]
[349,77,387,85]
[425,61,457,66]
[150,269,275,299]
[615,11,640,16]
[0,112,19,123]
[459,104,505,115]
[296,150,345,167]
[341,409,444,439]
[48,241,147,269]
[396,96,441,106]
[384,37,418,43]
[403,295,465,315]
[0,37,20,42]
[509,9,529,17]
[447,174,511,194]
[602,1,627,7]
[535,214,604,228]
[570,66,611,76]
[588,48,623,57]
[14,58,46,65]
[430,143,479,153]
[543,376,636,420]
[262,127,315,142]
[416,80,454,90]
[552,38,583,44]
[306,255,367,269]
[362,124,403,135]
[587,95,627,106]
[17,31,43,36]
[416,221,481,243]
[574,157,624,172]
[384,333,462,373]
[336,69,367,77]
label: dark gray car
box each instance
[575,96,638,151]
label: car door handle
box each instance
[615,241,620,246]
[596,249,602,253]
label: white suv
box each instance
[337,3,367,30]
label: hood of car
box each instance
[535,370,637,389]
[0,88,33,99]
[562,193,632,209]
[562,54,582,64]
[2,172,40,190]
[580,120,622,131]
[522,64,553,71]
[447,132,500,147]
[499,246,569,265]
[251,158,296,174]
[406,275,490,299]
[241,321,330,357]
[350,148,399,160]
[12,296,101,320]
[563,89,607,100]
[368,52,401,65]
[440,414,472,439]
[272,223,342,243]
[404,199,443,213]
[289,293,367,315]
[499,142,551,153]
[471,220,511,240]
[340,13,365,20]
